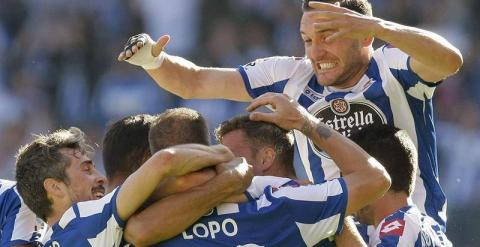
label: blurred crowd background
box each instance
[0,0,478,245]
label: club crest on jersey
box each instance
[310,100,387,157]
[330,98,350,115]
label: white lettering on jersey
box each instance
[182,218,238,240]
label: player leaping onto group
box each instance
[118,0,462,230]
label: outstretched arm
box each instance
[124,158,253,246]
[308,1,463,82]
[116,144,235,221]
[118,34,251,101]
[247,93,391,215]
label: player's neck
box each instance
[47,202,72,227]
[372,192,409,227]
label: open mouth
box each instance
[315,61,338,73]
[92,187,105,199]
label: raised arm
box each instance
[247,93,391,215]
[308,1,463,83]
[116,144,235,221]
[124,157,252,246]
[118,34,251,101]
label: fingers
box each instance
[245,93,279,112]
[325,30,348,42]
[152,35,171,57]
[313,21,337,33]
[308,1,348,13]
[249,111,276,123]
[118,41,144,61]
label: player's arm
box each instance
[335,217,368,247]
[247,93,391,215]
[124,158,252,246]
[116,144,235,221]
[308,1,463,83]
[118,34,251,101]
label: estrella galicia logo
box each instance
[310,100,387,158]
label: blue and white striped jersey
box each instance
[154,176,348,247]
[369,205,451,247]
[238,45,446,228]
[0,179,45,246]
[44,188,124,247]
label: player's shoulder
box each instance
[0,179,16,192]
[243,56,310,71]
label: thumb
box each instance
[152,35,171,57]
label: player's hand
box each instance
[246,93,316,132]
[307,1,380,42]
[117,33,170,67]
[217,157,253,195]
[159,144,234,177]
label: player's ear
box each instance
[361,36,374,47]
[258,147,276,172]
[44,178,66,197]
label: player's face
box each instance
[300,12,369,88]
[61,148,107,203]
[220,130,264,175]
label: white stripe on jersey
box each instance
[87,215,124,247]
[296,214,341,247]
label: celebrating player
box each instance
[15,127,250,247]
[119,0,462,228]
[104,106,390,246]
[339,125,452,246]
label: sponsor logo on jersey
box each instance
[310,100,387,157]
[380,219,405,238]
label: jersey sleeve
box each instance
[237,56,305,98]
[244,176,293,200]
[374,44,437,99]
[267,178,349,244]
[1,188,44,246]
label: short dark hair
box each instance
[149,108,209,153]
[349,125,417,195]
[215,115,295,175]
[102,114,154,181]
[15,127,92,221]
[302,0,372,16]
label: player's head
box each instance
[16,127,106,222]
[300,0,373,88]
[215,115,295,178]
[102,114,154,189]
[149,108,210,153]
[349,125,417,224]
[302,0,372,16]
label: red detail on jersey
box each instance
[380,219,406,238]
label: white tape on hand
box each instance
[124,34,166,70]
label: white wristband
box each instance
[142,51,166,70]
[125,34,166,70]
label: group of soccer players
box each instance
[1,0,462,246]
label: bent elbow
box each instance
[445,49,464,76]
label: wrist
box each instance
[299,115,319,136]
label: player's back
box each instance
[154,177,348,247]
[370,205,451,247]
[1,179,45,245]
